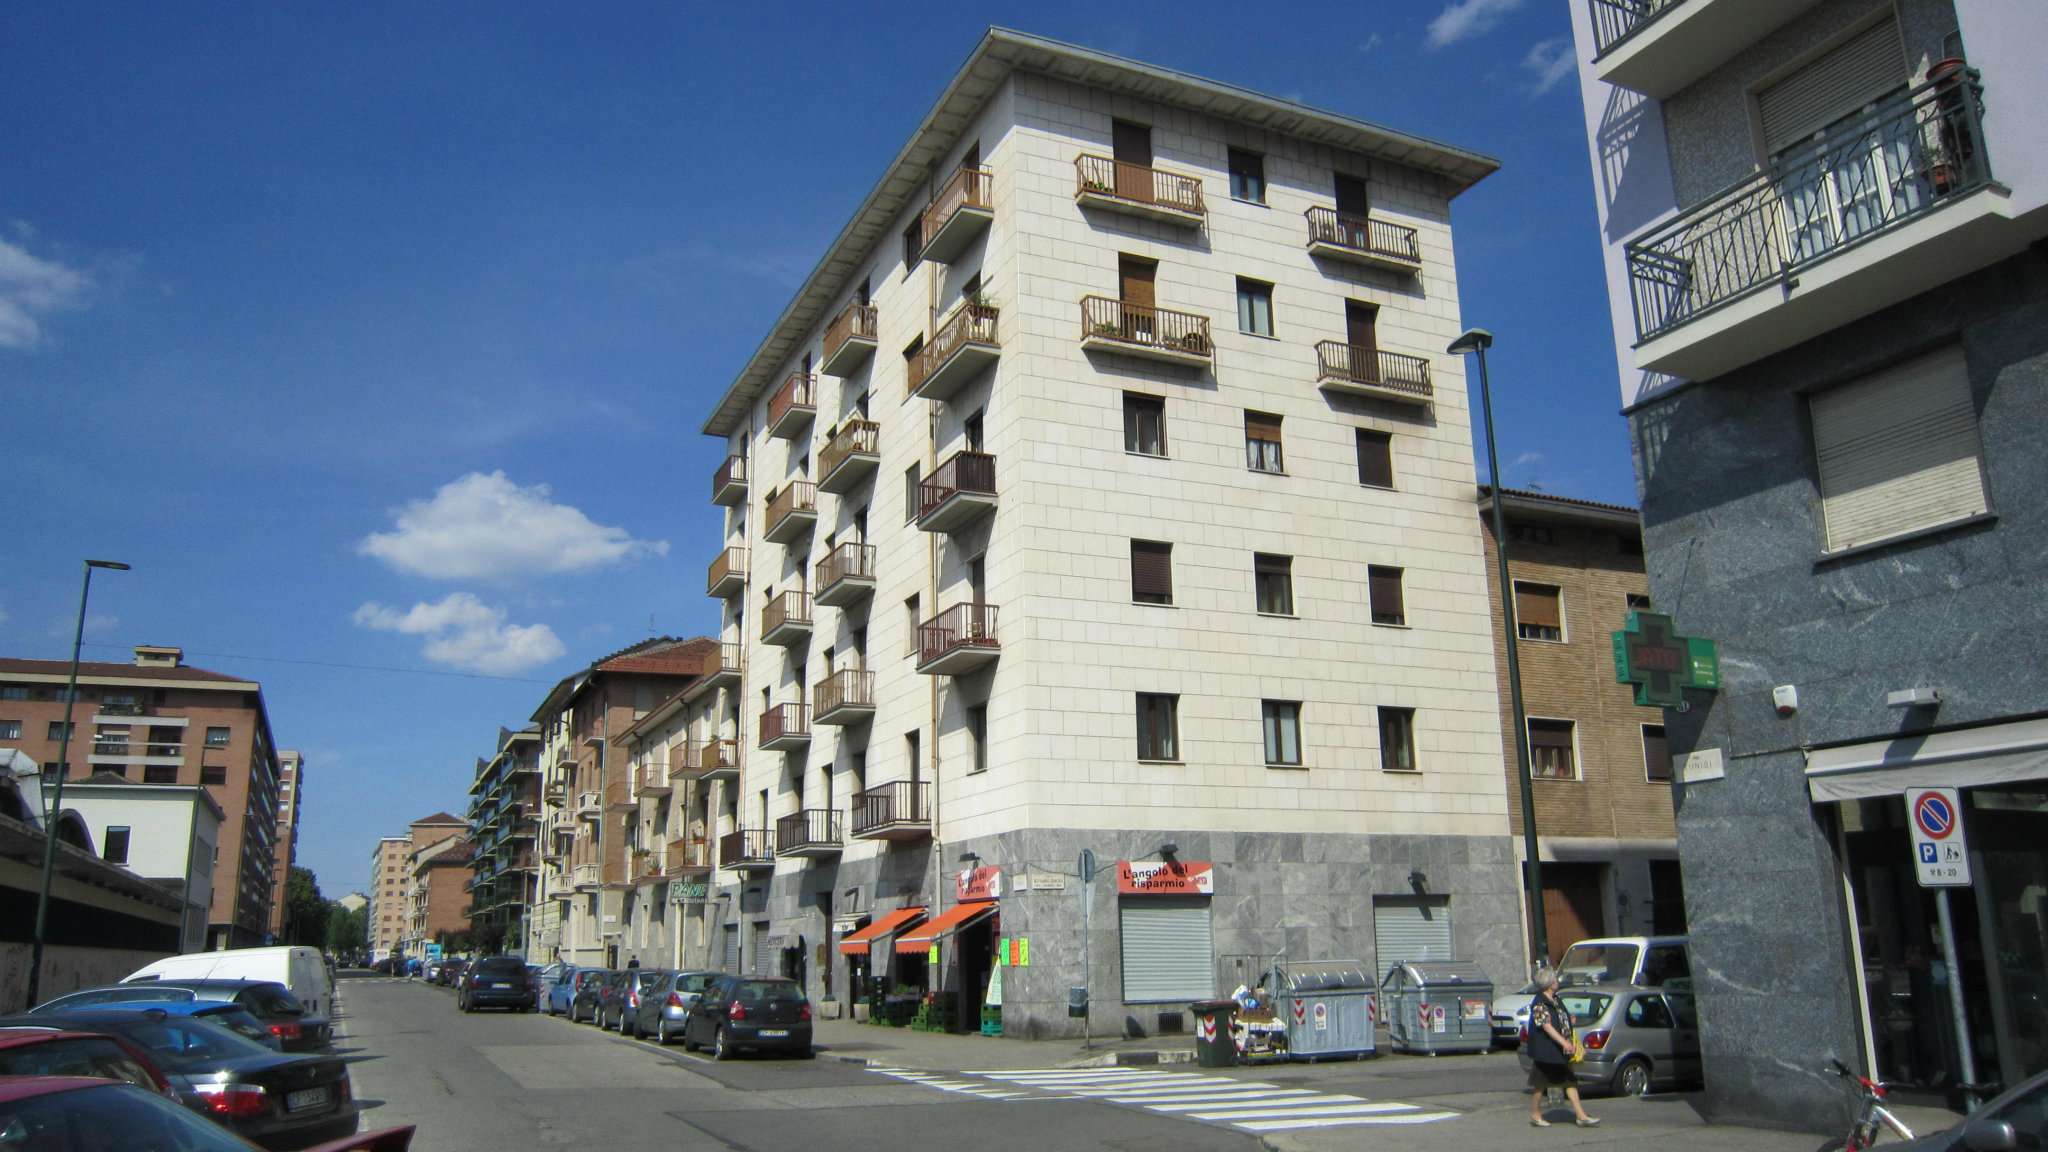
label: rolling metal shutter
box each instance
[1811,344,1986,553]
[750,922,771,977]
[1119,897,1214,1003]
[1757,18,1907,155]
[722,924,739,974]
[1373,897,1453,978]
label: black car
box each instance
[435,959,468,988]
[30,980,331,1052]
[457,957,536,1013]
[567,970,612,1024]
[0,1009,357,1149]
[678,975,813,1059]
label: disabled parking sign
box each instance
[1907,786,1971,888]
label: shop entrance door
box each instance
[955,911,997,1034]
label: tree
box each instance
[326,903,366,958]
[283,867,328,949]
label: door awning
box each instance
[1804,716,2048,802]
[838,906,924,956]
[895,900,996,955]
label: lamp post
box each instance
[26,558,130,1008]
[1448,328,1548,968]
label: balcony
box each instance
[1624,71,2004,381]
[706,546,747,599]
[575,791,602,821]
[1305,206,1421,273]
[1590,0,1824,102]
[1073,153,1205,226]
[719,828,776,871]
[822,300,878,377]
[698,738,740,783]
[606,781,635,812]
[761,589,813,647]
[665,836,712,876]
[851,780,931,841]
[759,702,811,751]
[919,165,993,263]
[767,373,817,440]
[916,450,997,534]
[632,849,657,882]
[818,420,880,494]
[916,602,1000,676]
[762,481,817,544]
[639,761,671,797]
[909,303,999,402]
[1079,296,1213,367]
[776,809,843,859]
[814,668,875,726]
[572,862,603,891]
[1314,342,1434,405]
[814,542,876,607]
[543,774,565,801]
[702,642,743,691]
[711,454,748,506]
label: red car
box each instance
[0,1075,415,1151]
[0,1027,170,1092]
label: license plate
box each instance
[485,981,506,988]
[757,1029,788,1038]
[286,1087,331,1113]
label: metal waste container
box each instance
[1270,960,1377,1061]
[1380,960,1494,1055]
[1190,1000,1238,1067]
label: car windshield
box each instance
[1556,992,1613,1025]
[733,981,800,1002]
[1557,944,1641,987]
[0,1036,159,1089]
[677,974,717,993]
[0,1082,252,1151]
[236,985,303,1017]
[30,987,195,1014]
[475,958,526,976]
[113,1017,278,1067]
[196,1008,276,1047]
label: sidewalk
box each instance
[812,1016,1196,1070]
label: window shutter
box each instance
[1245,411,1282,441]
[1757,18,1907,154]
[1119,898,1214,1003]
[1357,429,1394,487]
[1515,584,1562,629]
[1131,541,1173,602]
[1369,566,1404,623]
[1529,720,1575,751]
[1811,345,1986,552]
[1373,897,1453,974]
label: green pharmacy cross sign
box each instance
[1612,611,1720,708]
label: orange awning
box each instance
[839,906,925,956]
[895,900,997,954]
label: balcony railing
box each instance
[908,303,999,400]
[818,420,880,492]
[575,791,602,820]
[1080,296,1212,361]
[851,780,931,839]
[707,545,747,598]
[97,702,148,717]
[1589,0,1686,56]
[1074,154,1205,220]
[639,761,671,795]
[1305,206,1421,267]
[767,373,816,438]
[632,849,656,881]
[814,541,876,605]
[712,454,748,505]
[917,450,997,525]
[1313,342,1434,403]
[572,862,603,890]
[776,809,843,856]
[665,836,711,874]
[760,701,811,749]
[762,589,812,644]
[763,481,817,543]
[1625,70,1989,345]
[698,738,739,777]
[814,668,875,723]
[822,301,879,375]
[920,165,994,258]
[918,602,1000,673]
[719,828,775,870]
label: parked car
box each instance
[436,959,469,988]
[1493,937,1692,1045]
[537,964,576,1015]
[457,957,537,1013]
[628,970,717,1044]
[127,946,335,1021]
[84,999,284,1050]
[589,970,628,1027]
[607,969,666,1034]
[567,970,611,1024]
[1515,984,1702,1097]
[1890,1065,2048,1150]
[678,975,813,1059]
[0,1025,170,1091]
[31,979,329,1051]
[0,1077,414,1152]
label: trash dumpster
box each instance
[1190,999,1238,1067]
[1269,960,1377,1061]
[1380,960,1494,1055]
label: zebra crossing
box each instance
[871,1065,1457,1134]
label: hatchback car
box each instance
[457,957,537,1013]
[89,999,284,1050]
[31,979,330,1051]
[1515,985,1702,1097]
[679,975,813,1059]
[0,1077,414,1152]
[0,1026,169,1091]
[538,964,577,1015]
[568,970,613,1024]
[629,971,718,1044]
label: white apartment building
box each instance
[63,773,223,953]
[682,29,1517,1037]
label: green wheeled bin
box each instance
[1191,999,1239,1067]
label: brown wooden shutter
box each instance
[1131,541,1173,602]
[1529,721,1574,751]
[1245,411,1282,440]
[1515,584,1561,629]
[1369,566,1404,624]
[1118,256,1156,309]
[1357,430,1394,488]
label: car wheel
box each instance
[798,1047,814,1060]
[655,1019,671,1046]
[1616,1057,1652,1098]
[682,1022,699,1052]
[712,1026,731,1061]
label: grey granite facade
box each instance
[1629,244,2048,1132]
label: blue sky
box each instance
[0,0,1622,900]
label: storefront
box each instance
[839,905,924,1020]
[1117,859,1216,1004]
[895,866,1001,1033]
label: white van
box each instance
[124,946,333,1018]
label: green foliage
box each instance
[283,866,328,948]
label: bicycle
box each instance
[1831,1058,1915,1150]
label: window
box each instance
[1124,392,1166,457]
[201,766,227,786]
[1528,719,1578,780]
[904,595,920,656]
[1253,554,1294,616]
[1810,345,1987,554]
[966,706,987,775]
[905,731,921,783]
[1356,429,1394,488]
[1131,541,1173,605]
[47,722,73,742]
[1368,565,1405,626]
[1227,148,1265,203]
[903,463,920,524]
[102,827,130,865]
[1379,707,1417,772]
[144,765,178,784]
[0,687,30,701]
[1235,278,1274,337]
[902,219,922,269]
[1625,995,1676,1030]
[1514,582,1564,642]
[1626,593,1652,614]
[1245,411,1284,474]
[1643,724,1671,783]
[1262,701,1301,766]
[204,727,231,748]
[0,720,18,741]
[1136,694,1178,761]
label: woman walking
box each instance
[1526,965,1599,1128]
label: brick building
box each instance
[266,750,303,940]
[367,836,408,963]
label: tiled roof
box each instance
[1478,485,1640,517]
[0,658,251,684]
[411,811,464,826]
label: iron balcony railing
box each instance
[665,836,711,874]
[918,450,996,521]
[851,780,929,836]
[920,165,993,252]
[824,301,877,364]
[1074,154,1205,216]
[908,303,998,396]
[1624,69,1990,345]
[816,541,875,591]
[719,828,775,868]
[819,420,879,479]
[762,589,812,636]
[1589,0,1688,57]
[1305,206,1420,264]
[1080,296,1212,358]
[632,849,656,880]
[760,701,810,745]
[1313,342,1434,399]
[776,809,842,853]
[919,602,1000,667]
[815,668,875,715]
[712,642,743,677]
[712,454,746,500]
[768,372,816,428]
[698,738,738,773]
[764,481,817,536]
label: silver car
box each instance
[627,970,719,1044]
[1517,985,1702,1097]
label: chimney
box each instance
[133,645,183,668]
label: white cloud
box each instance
[357,471,667,580]
[1358,33,1384,54]
[0,235,92,349]
[352,592,565,674]
[1523,37,1576,95]
[1513,451,1545,468]
[1426,0,1524,48]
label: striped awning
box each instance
[895,900,996,955]
[838,906,924,956]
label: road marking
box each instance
[1185,1101,1421,1121]
[1132,1090,1330,1108]
[1233,1112,1458,1132]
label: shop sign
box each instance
[956,865,1003,902]
[832,916,863,934]
[1612,611,1720,708]
[669,880,709,902]
[1116,858,1214,895]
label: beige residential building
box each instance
[267,750,303,940]
[367,837,409,962]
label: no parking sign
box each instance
[1907,786,1971,888]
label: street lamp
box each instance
[1448,328,1548,969]
[27,558,130,1008]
